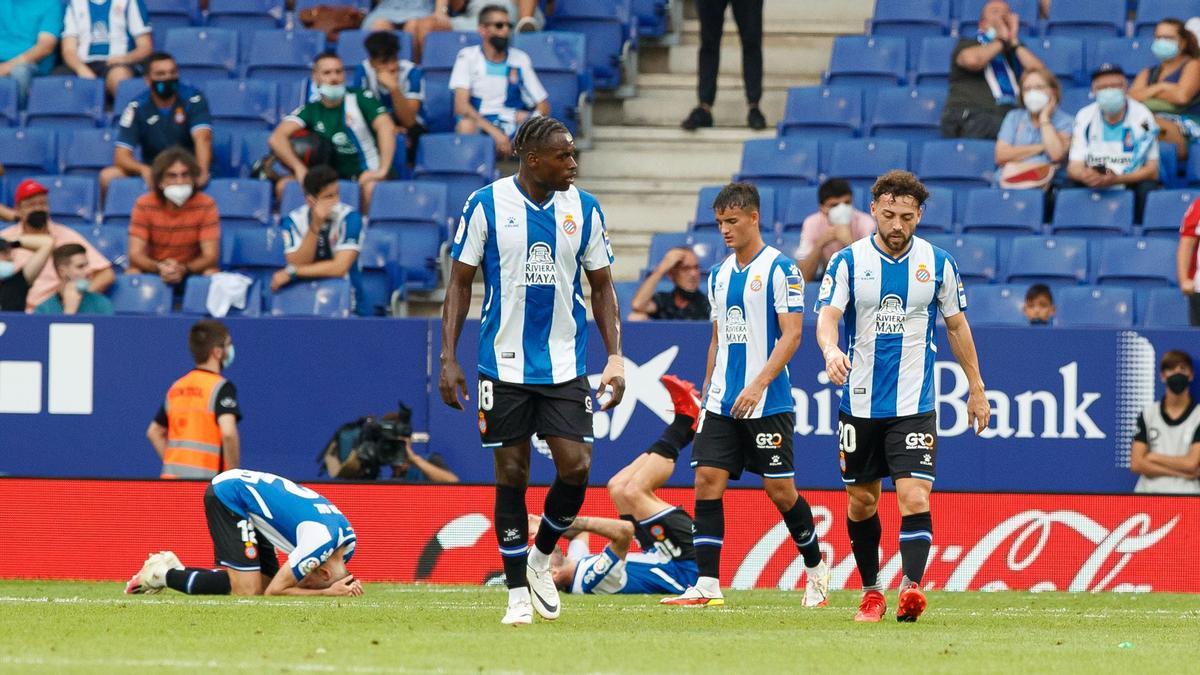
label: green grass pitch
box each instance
[0,582,1195,673]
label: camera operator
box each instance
[320,403,458,483]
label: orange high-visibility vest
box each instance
[160,369,228,479]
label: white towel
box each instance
[205,272,254,318]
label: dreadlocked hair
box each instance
[513,116,570,159]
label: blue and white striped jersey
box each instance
[705,245,804,418]
[62,0,151,63]
[211,470,356,581]
[570,546,699,595]
[450,176,614,385]
[816,236,967,419]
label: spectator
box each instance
[101,52,213,194]
[127,147,220,287]
[1128,19,1200,162]
[270,53,395,211]
[1067,64,1160,223]
[681,0,765,131]
[796,178,876,281]
[628,247,710,321]
[271,165,368,316]
[147,319,241,480]
[450,0,547,33]
[364,0,451,62]
[1022,283,1055,325]
[1130,350,1200,494]
[357,31,424,133]
[0,233,54,312]
[0,179,114,311]
[1177,195,1200,325]
[995,68,1073,189]
[941,0,1045,139]
[451,4,550,159]
[0,0,62,110]
[33,244,115,316]
[59,0,153,99]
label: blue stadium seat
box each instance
[1004,235,1089,285]
[206,179,273,228]
[825,36,908,87]
[146,0,196,29]
[867,87,945,141]
[1051,189,1134,235]
[203,80,280,136]
[1044,0,1126,39]
[691,185,722,230]
[1025,37,1086,86]
[781,186,821,231]
[25,77,105,130]
[421,70,455,133]
[87,224,130,270]
[244,30,326,85]
[828,139,910,192]
[280,179,361,215]
[1088,39,1157,79]
[369,181,448,291]
[545,0,634,90]
[295,0,369,9]
[1133,0,1200,39]
[962,284,1028,326]
[961,188,1043,234]
[61,129,118,178]
[735,138,820,198]
[209,129,237,179]
[270,278,352,317]
[0,78,16,127]
[955,0,1038,35]
[777,86,863,139]
[914,37,958,87]
[1141,286,1191,327]
[30,175,96,229]
[1142,188,1197,237]
[514,31,591,136]
[112,79,149,122]
[871,0,951,41]
[917,139,995,190]
[632,0,669,37]
[221,226,287,268]
[109,274,172,315]
[1095,237,1178,288]
[422,31,482,73]
[413,134,496,221]
[0,128,58,188]
[356,228,401,314]
[918,185,956,233]
[1054,286,1135,326]
[236,130,274,178]
[164,28,239,83]
[1058,86,1094,115]
[646,232,727,274]
[647,232,691,267]
[614,280,640,317]
[181,275,263,317]
[925,233,998,283]
[103,178,148,228]
[336,30,414,67]
[206,0,284,31]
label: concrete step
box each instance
[681,0,874,28]
[597,78,794,128]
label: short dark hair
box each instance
[513,115,570,158]
[364,31,400,62]
[52,243,86,271]
[818,178,853,205]
[871,169,929,206]
[312,51,342,70]
[712,182,760,214]
[303,164,340,197]
[151,146,200,201]
[1161,349,1194,373]
[478,4,510,24]
[188,320,230,365]
[1024,283,1053,303]
[146,52,175,70]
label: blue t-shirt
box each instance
[0,0,64,73]
[997,108,1075,165]
[115,85,212,165]
[34,292,114,316]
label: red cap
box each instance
[14,178,47,204]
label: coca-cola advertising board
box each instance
[4,480,1195,592]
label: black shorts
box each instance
[690,411,795,480]
[645,442,679,461]
[477,374,593,447]
[837,411,938,485]
[204,485,278,576]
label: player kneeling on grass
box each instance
[125,469,363,597]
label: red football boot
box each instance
[660,374,701,429]
[896,582,927,623]
[854,589,887,622]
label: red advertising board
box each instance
[3,480,1195,592]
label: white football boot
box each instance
[803,560,831,608]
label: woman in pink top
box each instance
[796,178,876,280]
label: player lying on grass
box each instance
[125,469,363,597]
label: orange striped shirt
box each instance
[129,192,220,265]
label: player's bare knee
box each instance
[847,489,879,519]
[694,468,726,499]
[556,455,590,485]
[897,487,930,515]
[765,483,798,511]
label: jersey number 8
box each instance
[837,421,857,454]
[479,380,494,412]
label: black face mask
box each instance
[1029,318,1050,326]
[24,210,48,230]
[1166,373,1191,395]
[488,35,509,52]
[152,78,179,98]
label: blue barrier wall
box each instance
[0,314,1191,492]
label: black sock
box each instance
[693,498,724,580]
[847,512,882,591]
[780,496,822,568]
[898,511,933,584]
[165,568,231,595]
[534,478,587,555]
[494,484,529,589]
[620,514,656,552]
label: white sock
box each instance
[696,576,721,594]
[806,561,825,576]
[527,546,550,571]
[508,586,531,605]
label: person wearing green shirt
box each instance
[270,53,397,213]
[34,244,115,316]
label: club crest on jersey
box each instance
[818,274,833,301]
[725,306,749,343]
[244,544,258,560]
[750,276,762,292]
[876,294,906,334]
[525,242,556,285]
[478,411,487,433]
[562,213,577,235]
[915,264,931,283]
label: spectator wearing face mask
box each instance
[0,178,114,311]
[1128,18,1200,162]
[127,146,220,288]
[33,243,114,316]
[1130,349,1200,494]
[995,68,1073,190]
[796,178,875,281]
[628,246,710,321]
[1021,283,1054,325]
[0,233,54,313]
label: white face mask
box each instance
[163,184,193,207]
[828,202,854,226]
[1023,89,1050,114]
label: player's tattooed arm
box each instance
[438,260,478,410]
[586,265,625,411]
